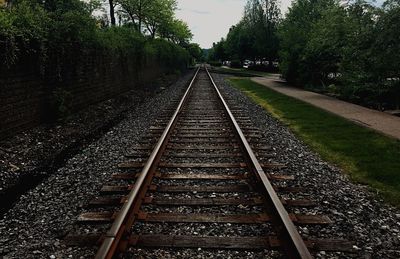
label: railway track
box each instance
[70,67,354,258]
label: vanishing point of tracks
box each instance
[73,67,354,258]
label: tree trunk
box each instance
[138,0,142,34]
[109,0,116,26]
[268,58,273,70]
[395,83,400,110]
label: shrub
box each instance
[208,61,222,67]
[230,60,242,68]
[0,1,190,76]
[0,2,49,69]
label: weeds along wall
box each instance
[0,32,189,139]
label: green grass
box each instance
[213,66,272,77]
[228,78,400,206]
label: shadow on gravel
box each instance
[0,111,128,216]
[0,72,186,216]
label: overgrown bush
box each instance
[0,2,49,69]
[208,61,222,67]
[230,60,242,68]
[0,0,190,77]
[147,39,189,72]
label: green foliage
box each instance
[52,87,73,119]
[278,0,400,109]
[117,0,176,34]
[96,26,144,53]
[116,0,191,43]
[158,18,193,47]
[0,0,190,74]
[208,38,227,61]
[0,1,49,67]
[208,61,222,67]
[209,0,280,67]
[230,60,242,68]
[278,0,337,84]
[303,4,347,86]
[146,38,189,70]
[186,43,202,64]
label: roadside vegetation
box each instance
[229,78,400,206]
[0,0,203,73]
[209,0,400,111]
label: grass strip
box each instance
[228,78,400,206]
[212,67,272,77]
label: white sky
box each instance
[176,0,293,48]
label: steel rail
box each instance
[205,67,313,259]
[95,67,201,259]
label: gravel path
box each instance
[1,71,399,259]
[0,71,194,259]
[214,73,400,258]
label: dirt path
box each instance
[252,76,400,140]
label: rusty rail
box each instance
[205,67,312,258]
[95,66,312,258]
[95,67,200,259]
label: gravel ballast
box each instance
[0,71,194,258]
[212,73,400,258]
[1,70,399,258]
[0,73,179,214]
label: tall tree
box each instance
[225,21,254,62]
[378,0,400,108]
[108,0,116,25]
[144,0,176,38]
[243,0,280,63]
[260,0,280,66]
[278,0,336,83]
[117,0,152,32]
[159,18,192,44]
[117,0,176,36]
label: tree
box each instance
[108,0,116,25]
[117,0,153,32]
[213,38,227,61]
[339,0,400,109]
[210,0,281,67]
[278,0,336,84]
[339,1,382,106]
[303,4,348,86]
[378,0,400,108]
[260,0,280,65]
[159,18,192,45]
[144,0,176,38]
[225,22,253,62]
[186,42,202,63]
[86,0,102,14]
[116,0,177,37]
[243,0,263,59]
[243,0,280,64]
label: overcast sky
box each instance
[176,0,293,49]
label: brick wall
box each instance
[0,52,180,139]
